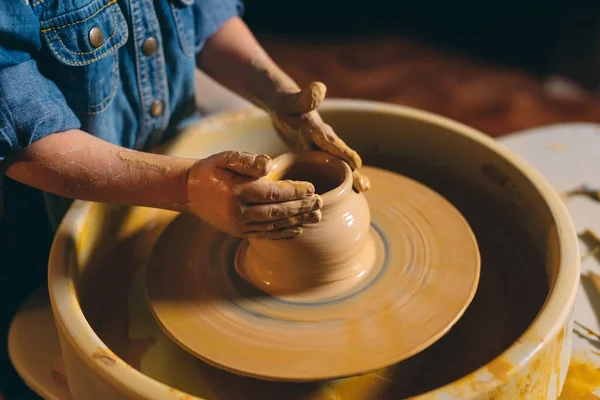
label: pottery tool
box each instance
[567,184,600,202]
[589,271,600,298]
[146,152,481,382]
[579,229,600,262]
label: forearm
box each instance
[3,129,195,209]
[196,16,298,110]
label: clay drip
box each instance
[234,152,375,299]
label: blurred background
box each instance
[241,0,600,137]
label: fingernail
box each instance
[276,227,303,239]
[314,195,324,209]
[256,155,273,174]
[353,172,370,192]
[302,182,315,196]
[307,210,322,223]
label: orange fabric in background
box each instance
[264,36,600,138]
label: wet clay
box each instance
[118,151,172,173]
[236,151,375,299]
[78,154,547,398]
[146,153,480,381]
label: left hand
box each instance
[267,82,370,192]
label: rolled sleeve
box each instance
[0,4,80,162]
[194,0,245,53]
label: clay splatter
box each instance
[51,355,69,390]
[119,151,172,173]
[92,349,117,366]
[546,142,569,152]
[558,355,600,399]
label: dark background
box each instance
[2,1,600,398]
[242,0,600,87]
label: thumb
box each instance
[213,151,273,178]
[279,82,327,115]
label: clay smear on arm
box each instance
[119,151,172,174]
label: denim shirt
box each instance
[0,0,243,229]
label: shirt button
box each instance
[88,27,104,48]
[150,100,164,117]
[142,37,158,56]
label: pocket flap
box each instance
[173,0,194,6]
[40,0,128,66]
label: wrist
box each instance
[142,157,196,213]
[177,158,197,204]
[247,51,299,112]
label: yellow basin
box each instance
[48,100,579,399]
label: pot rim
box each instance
[48,99,580,399]
[267,150,353,206]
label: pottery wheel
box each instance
[146,165,480,381]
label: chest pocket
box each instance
[170,0,196,57]
[39,0,129,115]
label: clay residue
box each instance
[486,358,514,381]
[119,151,172,173]
[51,354,69,390]
[558,355,600,399]
[546,142,569,152]
[92,348,116,366]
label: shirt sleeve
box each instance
[0,3,81,162]
[194,0,245,53]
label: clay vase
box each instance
[235,151,375,299]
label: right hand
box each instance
[266,82,370,192]
[186,151,322,239]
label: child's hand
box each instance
[197,18,368,192]
[186,151,322,239]
[267,82,370,192]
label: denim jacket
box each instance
[0,0,243,228]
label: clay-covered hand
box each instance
[186,151,322,239]
[266,82,370,192]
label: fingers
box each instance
[240,179,315,203]
[242,195,323,222]
[246,210,322,232]
[274,111,362,171]
[236,180,322,239]
[213,151,272,178]
[272,120,312,151]
[303,118,362,170]
[244,210,322,239]
[353,170,371,192]
[246,227,303,240]
[278,82,327,115]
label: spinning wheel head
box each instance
[146,155,480,381]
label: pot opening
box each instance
[279,160,345,195]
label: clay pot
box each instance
[236,151,374,298]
